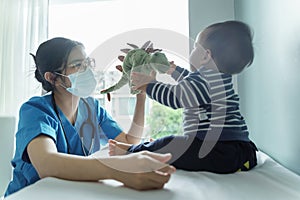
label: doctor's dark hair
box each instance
[30,37,83,92]
[200,21,254,74]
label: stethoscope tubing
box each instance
[52,93,96,156]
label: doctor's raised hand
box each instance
[4,37,175,197]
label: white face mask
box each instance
[55,68,97,98]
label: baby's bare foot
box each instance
[108,139,132,156]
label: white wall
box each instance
[235,0,300,175]
[189,0,235,46]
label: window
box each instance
[49,0,188,137]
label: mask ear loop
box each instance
[54,72,72,90]
[53,58,68,82]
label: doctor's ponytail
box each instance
[30,53,53,92]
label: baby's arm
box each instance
[167,62,191,82]
[131,71,210,109]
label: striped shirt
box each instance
[146,66,250,141]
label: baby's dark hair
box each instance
[201,21,254,74]
[30,37,83,92]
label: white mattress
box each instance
[5,151,300,200]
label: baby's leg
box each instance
[108,139,131,156]
[127,135,175,153]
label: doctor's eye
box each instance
[68,62,82,69]
[80,58,96,72]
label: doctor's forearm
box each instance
[27,135,114,181]
[126,93,146,144]
[39,153,114,181]
[27,135,112,181]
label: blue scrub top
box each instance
[5,93,122,196]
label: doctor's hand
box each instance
[120,151,176,190]
[131,70,156,93]
[101,151,176,190]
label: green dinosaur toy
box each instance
[101,41,170,101]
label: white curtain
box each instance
[0,0,48,116]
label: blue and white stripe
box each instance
[146,66,249,141]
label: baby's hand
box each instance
[166,61,176,75]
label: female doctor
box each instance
[5,37,175,197]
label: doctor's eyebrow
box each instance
[67,58,85,65]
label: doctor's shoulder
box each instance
[19,93,55,115]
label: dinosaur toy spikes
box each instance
[127,43,139,49]
[100,41,170,101]
[116,65,123,72]
[141,40,151,50]
[120,48,131,54]
[118,55,125,62]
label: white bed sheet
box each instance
[5,151,300,200]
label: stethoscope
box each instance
[52,93,95,156]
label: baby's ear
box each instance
[204,49,212,59]
[202,49,212,64]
